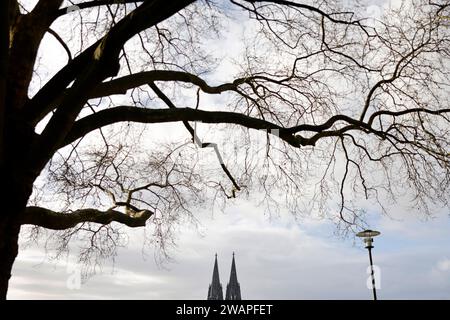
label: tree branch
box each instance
[21,206,153,230]
[359,41,430,121]
[5,0,63,109]
[31,0,64,15]
[55,0,145,19]
[367,108,450,126]
[43,70,248,119]
[94,70,247,96]
[47,28,72,61]
[24,0,195,125]
[62,106,301,148]
[28,0,196,174]
[63,104,450,152]
[149,82,242,191]
[237,0,367,27]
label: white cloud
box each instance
[436,259,450,272]
[8,199,450,300]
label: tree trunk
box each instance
[0,167,32,300]
[0,117,37,299]
[0,214,21,300]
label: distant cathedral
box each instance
[207,253,241,300]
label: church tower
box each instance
[225,252,242,300]
[207,254,223,300]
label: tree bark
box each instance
[0,161,33,300]
[0,114,36,299]
[0,214,21,300]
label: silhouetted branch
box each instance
[21,206,154,230]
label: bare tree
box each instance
[0,0,449,299]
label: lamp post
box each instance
[356,229,381,300]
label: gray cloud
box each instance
[8,201,450,299]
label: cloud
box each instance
[436,259,450,272]
[8,199,450,300]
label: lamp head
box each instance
[357,229,380,249]
[356,229,381,238]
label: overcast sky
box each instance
[8,0,450,300]
[8,201,450,300]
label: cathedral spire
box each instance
[225,252,241,300]
[207,253,223,300]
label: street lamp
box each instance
[356,229,381,300]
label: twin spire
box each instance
[207,254,223,300]
[207,253,241,300]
